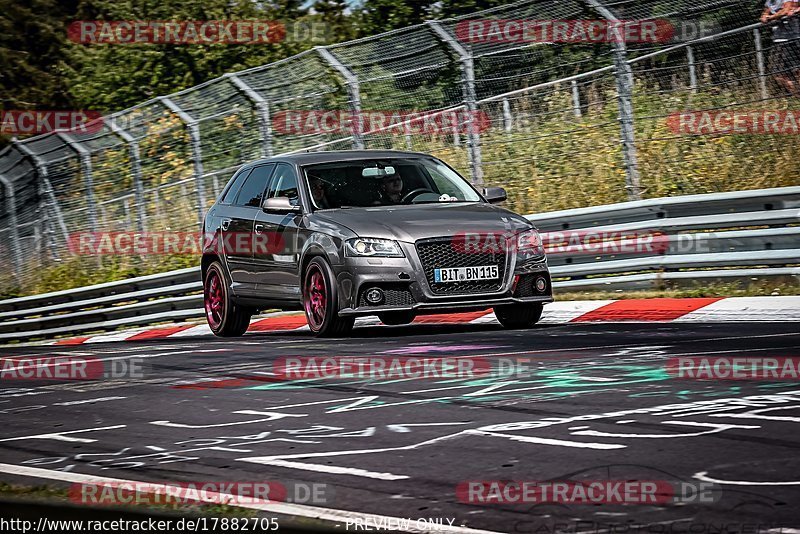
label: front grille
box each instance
[415,238,507,295]
[358,284,415,308]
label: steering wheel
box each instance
[401,188,436,204]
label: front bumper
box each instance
[333,242,553,317]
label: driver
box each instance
[309,175,332,209]
[378,172,404,204]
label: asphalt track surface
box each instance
[1,320,799,533]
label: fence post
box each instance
[571,80,583,117]
[12,138,70,256]
[0,172,23,281]
[106,117,146,232]
[584,0,642,200]
[159,96,207,227]
[502,99,513,132]
[57,132,98,232]
[687,46,698,92]
[228,74,274,158]
[754,29,768,100]
[428,20,484,185]
[316,46,364,150]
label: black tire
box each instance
[494,303,544,329]
[204,261,252,337]
[378,311,416,326]
[302,257,355,337]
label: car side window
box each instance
[219,168,251,204]
[233,164,275,207]
[267,164,300,206]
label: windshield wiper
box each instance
[412,200,472,205]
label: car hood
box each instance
[312,202,534,242]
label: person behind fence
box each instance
[762,0,800,95]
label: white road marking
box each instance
[0,462,502,534]
[151,411,306,428]
[53,396,126,406]
[570,420,760,439]
[240,432,468,464]
[386,422,471,433]
[0,425,125,443]
[257,459,409,480]
[466,430,626,450]
[694,471,800,486]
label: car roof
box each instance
[239,150,432,169]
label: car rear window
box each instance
[219,168,251,204]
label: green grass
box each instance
[0,482,255,517]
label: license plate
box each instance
[434,265,499,283]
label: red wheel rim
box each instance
[205,269,224,330]
[304,265,327,330]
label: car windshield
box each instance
[302,158,482,209]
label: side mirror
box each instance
[263,196,301,214]
[483,187,507,204]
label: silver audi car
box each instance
[202,150,553,337]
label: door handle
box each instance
[220,218,231,231]
[254,224,265,235]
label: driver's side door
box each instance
[252,163,303,301]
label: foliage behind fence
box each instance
[2,0,797,295]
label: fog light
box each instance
[365,287,385,305]
[535,277,547,292]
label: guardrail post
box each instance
[0,172,23,281]
[12,138,70,258]
[159,96,207,227]
[106,117,146,232]
[583,0,642,200]
[316,46,364,150]
[754,28,768,100]
[687,46,698,92]
[428,20,484,185]
[228,74,274,158]
[57,132,98,232]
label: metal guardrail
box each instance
[0,187,797,341]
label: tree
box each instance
[0,0,79,145]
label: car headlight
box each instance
[515,229,544,258]
[345,238,404,258]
